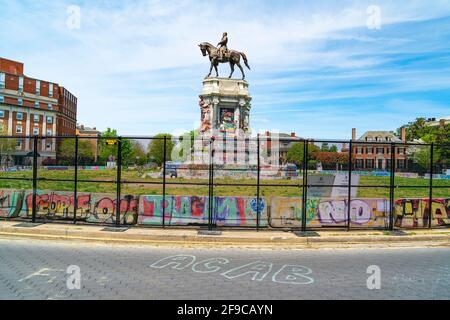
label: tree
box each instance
[98,128,133,165]
[130,140,147,165]
[58,138,94,164]
[0,128,16,166]
[398,118,450,168]
[286,142,320,166]
[414,147,440,171]
[148,133,174,166]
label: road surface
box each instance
[0,238,449,300]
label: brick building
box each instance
[352,127,408,171]
[76,124,101,162]
[0,58,77,164]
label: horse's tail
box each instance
[240,52,251,70]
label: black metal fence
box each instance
[0,135,448,231]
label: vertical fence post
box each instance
[256,134,261,231]
[389,143,396,230]
[115,137,122,227]
[73,135,79,224]
[208,138,214,230]
[347,140,353,231]
[428,143,434,229]
[162,136,167,228]
[31,136,38,223]
[301,140,308,232]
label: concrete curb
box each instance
[0,223,449,249]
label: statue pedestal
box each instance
[193,77,255,165]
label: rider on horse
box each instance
[217,32,228,60]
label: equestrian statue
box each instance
[198,32,251,80]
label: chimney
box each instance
[439,119,446,128]
[290,132,296,137]
[352,128,356,141]
[400,127,406,142]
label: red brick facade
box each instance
[0,57,77,164]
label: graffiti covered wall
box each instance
[0,189,138,224]
[138,195,267,227]
[394,198,450,228]
[0,188,448,229]
[270,197,389,228]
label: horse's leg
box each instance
[206,61,213,78]
[214,62,219,77]
[237,62,245,80]
[229,62,235,78]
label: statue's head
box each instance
[223,32,227,36]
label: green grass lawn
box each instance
[0,169,448,198]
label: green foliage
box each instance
[98,128,133,165]
[147,133,174,166]
[0,128,16,165]
[414,147,440,170]
[58,138,94,165]
[130,140,147,165]
[286,142,320,166]
[398,118,450,166]
[320,143,338,152]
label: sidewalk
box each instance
[0,221,449,249]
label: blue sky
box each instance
[1,0,450,138]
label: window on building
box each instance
[0,96,4,103]
[36,80,40,95]
[356,159,364,168]
[18,77,24,92]
[386,159,392,170]
[16,140,22,149]
[16,112,23,120]
[16,124,22,134]
[18,98,23,106]
[33,127,39,135]
[0,110,4,118]
[34,101,39,108]
[366,159,374,169]
[48,104,53,110]
[0,73,5,89]
[46,129,52,136]
[34,114,39,122]
[49,83,53,97]
[377,148,384,154]
[46,116,53,124]
[397,159,405,170]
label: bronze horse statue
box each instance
[198,42,250,80]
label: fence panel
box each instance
[0,135,448,231]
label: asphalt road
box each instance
[0,238,449,300]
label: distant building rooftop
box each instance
[357,131,403,143]
[76,124,100,135]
